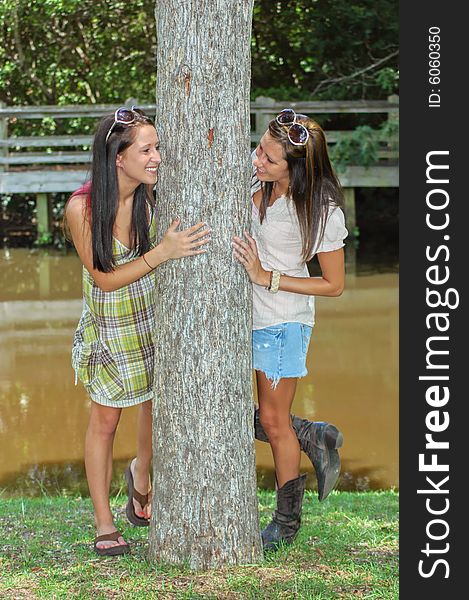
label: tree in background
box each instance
[0,0,398,252]
[0,0,157,106]
[1,0,398,108]
[148,0,262,568]
[251,0,398,100]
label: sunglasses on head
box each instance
[276,109,310,146]
[105,106,148,144]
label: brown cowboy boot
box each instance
[261,474,307,551]
[254,408,343,501]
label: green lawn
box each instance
[0,490,398,599]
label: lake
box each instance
[0,247,398,496]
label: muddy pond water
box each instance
[0,248,398,496]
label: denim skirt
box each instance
[252,322,313,388]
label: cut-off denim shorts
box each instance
[252,322,313,389]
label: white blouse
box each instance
[251,182,348,330]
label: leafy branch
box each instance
[330,119,399,171]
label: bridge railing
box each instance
[0,96,398,241]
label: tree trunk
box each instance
[148,0,262,569]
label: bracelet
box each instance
[268,270,281,294]
[142,253,155,270]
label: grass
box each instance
[0,490,398,599]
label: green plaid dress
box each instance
[72,211,157,407]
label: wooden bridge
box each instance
[0,96,398,241]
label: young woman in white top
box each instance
[232,109,348,551]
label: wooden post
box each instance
[387,94,399,160]
[343,187,357,274]
[343,187,356,235]
[387,94,399,123]
[0,101,7,172]
[36,192,51,240]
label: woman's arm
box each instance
[279,249,344,297]
[232,232,344,297]
[66,195,210,292]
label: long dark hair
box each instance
[259,115,344,262]
[67,110,156,273]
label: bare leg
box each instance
[256,372,301,488]
[85,402,127,550]
[131,399,153,518]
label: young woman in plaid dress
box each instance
[65,108,210,555]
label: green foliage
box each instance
[380,117,399,154]
[252,0,398,100]
[0,0,398,109]
[251,86,314,102]
[330,119,399,170]
[331,125,379,170]
[376,67,400,94]
[0,0,157,106]
[35,232,54,247]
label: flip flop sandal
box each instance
[124,462,151,527]
[94,530,130,556]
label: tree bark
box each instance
[149,0,262,569]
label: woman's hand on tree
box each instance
[158,218,211,261]
[232,232,270,287]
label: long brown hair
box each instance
[259,115,344,262]
[64,110,156,272]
